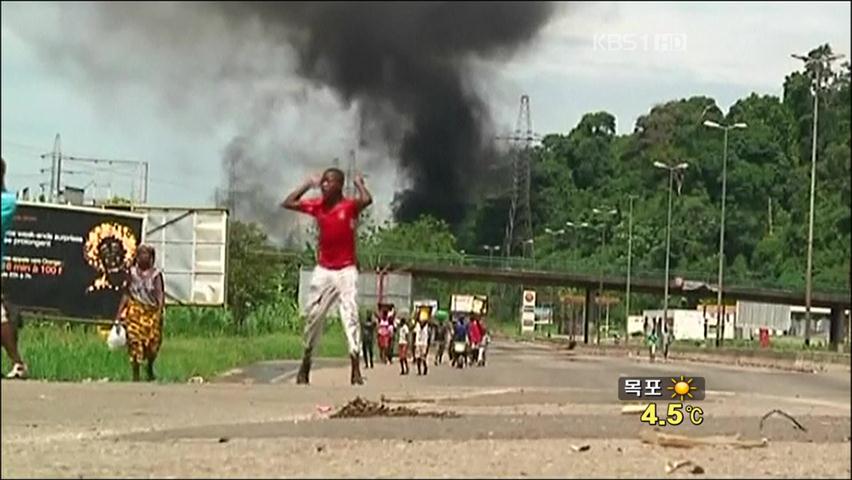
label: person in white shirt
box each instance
[397,318,410,375]
[414,317,430,376]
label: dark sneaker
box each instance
[350,354,364,385]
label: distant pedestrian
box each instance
[377,314,392,364]
[433,316,449,366]
[398,317,410,375]
[414,316,430,376]
[361,310,376,369]
[452,316,468,369]
[468,316,484,366]
[477,319,489,366]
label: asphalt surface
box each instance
[2,339,850,478]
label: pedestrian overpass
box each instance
[366,251,851,347]
[263,249,851,347]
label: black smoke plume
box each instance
[218,2,556,225]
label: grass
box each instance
[0,304,349,382]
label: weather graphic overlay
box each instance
[84,222,138,292]
[618,375,706,427]
[667,375,700,401]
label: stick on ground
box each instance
[760,409,807,434]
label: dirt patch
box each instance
[330,396,460,419]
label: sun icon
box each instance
[667,375,698,401]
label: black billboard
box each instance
[1,202,145,320]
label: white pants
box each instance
[303,265,361,356]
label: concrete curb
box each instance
[515,334,851,373]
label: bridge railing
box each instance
[357,250,849,295]
[253,248,848,296]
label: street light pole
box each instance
[663,168,674,356]
[804,68,820,347]
[566,221,590,252]
[597,225,605,344]
[544,227,567,243]
[654,161,689,359]
[625,195,635,346]
[523,239,535,264]
[592,207,617,344]
[566,220,592,342]
[483,245,501,267]
[704,120,748,347]
[792,51,844,347]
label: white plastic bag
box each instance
[107,323,127,350]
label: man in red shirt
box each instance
[468,316,483,366]
[282,167,372,385]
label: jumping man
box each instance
[283,168,373,385]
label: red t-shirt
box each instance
[298,197,359,270]
[469,321,483,344]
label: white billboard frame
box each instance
[132,206,228,306]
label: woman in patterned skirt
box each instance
[115,244,165,381]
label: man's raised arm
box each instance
[282,175,319,211]
[353,173,373,212]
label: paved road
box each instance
[2,339,850,478]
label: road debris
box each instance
[187,376,205,384]
[330,396,459,419]
[217,437,229,444]
[665,459,705,474]
[621,404,647,414]
[83,377,111,383]
[640,430,768,450]
[316,405,333,414]
[570,444,591,452]
[380,394,438,404]
[759,409,807,434]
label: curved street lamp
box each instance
[703,120,747,347]
[652,160,689,358]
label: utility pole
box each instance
[45,134,61,202]
[40,136,149,205]
[792,50,844,348]
[346,149,356,197]
[64,156,150,205]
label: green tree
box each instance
[227,221,289,325]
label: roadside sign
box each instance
[3,202,145,319]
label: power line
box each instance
[1,140,48,153]
[37,133,149,204]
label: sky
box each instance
[2,1,850,223]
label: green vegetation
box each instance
[463,44,849,300]
[1,308,348,382]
